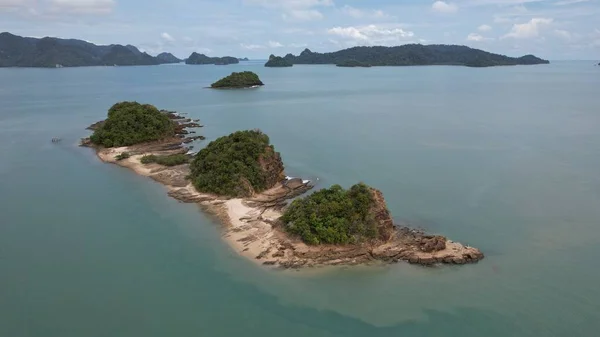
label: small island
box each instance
[83,110,483,269]
[210,71,264,89]
[336,60,372,68]
[185,52,239,65]
[264,55,293,67]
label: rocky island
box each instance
[336,60,372,68]
[264,55,293,67]
[210,71,264,89]
[83,106,483,268]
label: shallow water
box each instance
[1,61,599,336]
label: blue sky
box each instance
[1,0,599,59]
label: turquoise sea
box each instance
[1,61,599,336]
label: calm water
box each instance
[1,61,599,336]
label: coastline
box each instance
[87,140,484,269]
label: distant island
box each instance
[336,60,371,68]
[83,105,484,268]
[278,45,549,68]
[238,57,249,61]
[264,55,293,67]
[0,32,181,67]
[210,71,264,88]
[156,52,182,64]
[185,52,239,65]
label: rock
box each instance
[419,257,436,265]
[408,256,420,264]
[262,261,277,266]
[272,251,285,258]
[452,257,465,264]
[418,235,447,252]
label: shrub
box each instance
[115,152,130,161]
[281,183,379,245]
[140,153,189,166]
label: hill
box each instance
[89,102,176,147]
[280,45,549,67]
[210,71,264,88]
[156,52,182,64]
[185,52,239,65]
[265,55,293,67]
[189,130,284,197]
[0,32,178,67]
[281,183,395,245]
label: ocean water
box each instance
[1,61,599,336]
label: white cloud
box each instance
[268,40,283,47]
[240,43,265,50]
[467,33,493,41]
[49,0,115,14]
[554,0,589,5]
[432,1,458,14]
[341,5,388,19]
[554,29,571,40]
[478,24,492,32]
[245,0,332,21]
[503,18,553,39]
[160,32,175,42]
[283,9,323,21]
[328,25,415,46]
[288,42,307,48]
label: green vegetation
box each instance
[264,55,293,67]
[210,71,264,88]
[140,153,189,166]
[281,183,379,245]
[115,152,130,161]
[189,130,280,197]
[281,45,549,67]
[185,52,239,65]
[0,32,176,68]
[336,60,371,67]
[89,101,175,148]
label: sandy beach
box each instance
[90,142,484,268]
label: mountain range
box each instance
[0,32,182,67]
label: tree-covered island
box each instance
[210,71,264,88]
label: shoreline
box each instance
[86,139,484,269]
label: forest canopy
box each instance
[210,71,264,88]
[189,130,281,197]
[89,101,175,148]
[281,183,380,245]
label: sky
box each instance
[1,0,599,59]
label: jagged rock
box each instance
[418,235,447,252]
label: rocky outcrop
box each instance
[369,188,395,242]
[259,147,285,191]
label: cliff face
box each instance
[259,147,285,190]
[369,188,395,242]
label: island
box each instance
[83,108,484,269]
[0,32,181,67]
[279,45,549,67]
[336,60,372,68]
[239,57,249,61]
[264,55,293,67]
[210,71,264,89]
[185,52,239,65]
[156,52,182,64]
